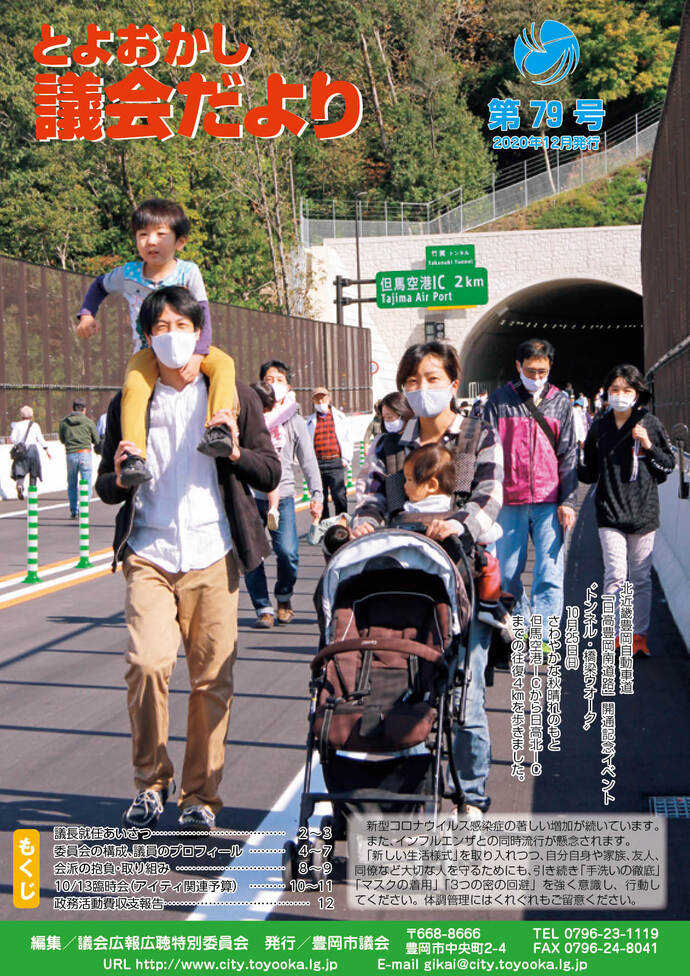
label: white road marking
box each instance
[0,557,117,607]
[0,551,112,592]
[190,758,330,922]
[0,498,102,519]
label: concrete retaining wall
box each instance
[654,452,690,653]
[0,443,94,500]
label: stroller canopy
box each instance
[318,530,467,643]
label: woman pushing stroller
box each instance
[351,341,504,816]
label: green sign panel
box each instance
[376,267,488,309]
[376,242,488,309]
[425,244,475,267]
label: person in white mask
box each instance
[351,341,504,818]
[483,339,578,652]
[95,285,281,832]
[579,364,675,657]
[244,361,323,628]
[356,392,413,505]
[306,386,353,520]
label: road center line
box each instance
[0,561,119,610]
[0,550,112,590]
[0,498,102,519]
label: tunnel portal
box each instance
[458,278,644,398]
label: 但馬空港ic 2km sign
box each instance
[376,245,489,310]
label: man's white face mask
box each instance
[519,369,549,395]
[151,331,198,370]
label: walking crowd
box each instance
[4,197,677,834]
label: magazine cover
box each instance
[1,1,689,972]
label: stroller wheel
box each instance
[281,841,298,885]
[282,839,318,886]
[322,809,347,842]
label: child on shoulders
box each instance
[77,198,236,487]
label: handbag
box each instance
[10,421,33,462]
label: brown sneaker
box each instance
[255,612,275,629]
[276,601,294,624]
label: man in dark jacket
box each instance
[96,286,280,832]
[59,399,99,517]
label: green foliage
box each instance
[386,92,493,201]
[0,0,683,315]
[568,0,679,102]
[532,159,650,228]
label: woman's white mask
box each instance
[404,386,454,418]
[608,393,637,412]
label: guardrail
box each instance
[302,102,662,244]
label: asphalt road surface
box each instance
[1,486,688,923]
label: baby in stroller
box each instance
[282,509,477,881]
[312,442,512,635]
[399,444,513,637]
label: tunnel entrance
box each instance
[459,279,644,399]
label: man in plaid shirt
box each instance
[306,386,353,520]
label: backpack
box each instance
[10,421,33,463]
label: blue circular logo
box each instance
[514,21,579,86]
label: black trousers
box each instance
[318,458,348,520]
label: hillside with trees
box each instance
[0,1,682,312]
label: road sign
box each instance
[425,244,475,268]
[376,267,488,309]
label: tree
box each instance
[568,0,679,103]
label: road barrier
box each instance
[75,477,92,569]
[20,477,93,583]
[23,484,41,584]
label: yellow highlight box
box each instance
[13,829,40,909]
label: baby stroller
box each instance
[282,526,474,883]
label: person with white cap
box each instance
[306,386,353,520]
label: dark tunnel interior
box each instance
[458,279,644,398]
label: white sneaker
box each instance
[449,802,485,826]
[267,508,280,531]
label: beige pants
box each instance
[122,548,239,814]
